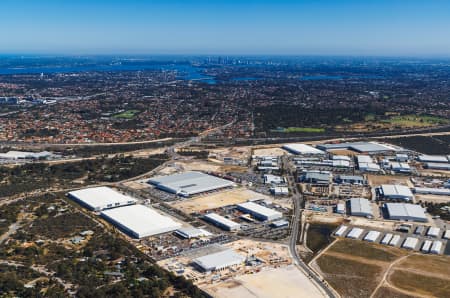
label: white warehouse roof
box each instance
[237,202,282,221]
[203,213,240,231]
[68,187,137,211]
[148,171,235,197]
[0,150,52,160]
[385,203,427,222]
[381,233,393,245]
[282,143,325,155]
[380,184,414,201]
[431,241,443,254]
[347,227,364,239]
[426,227,441,237]
[364,231,380,242]
[335,225,348,237]
[193,249,245,272]
[101,205,181,238]
[402,237,419,250]
[418,155,449,163]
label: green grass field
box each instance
[384,114,449,127]
[112,109,140,119]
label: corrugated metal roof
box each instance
[148,171,235,196]
[101,205,181,238]
[68,187,137,210]
[193,249,245,271]
[350,198,373,216]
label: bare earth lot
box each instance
[207,265,324,298]
[171,188,272,213]
[312,239,450,298]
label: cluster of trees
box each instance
[0,154,168,197]
[387,135,450,155]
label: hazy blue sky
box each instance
[0,0,449,56]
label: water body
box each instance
[299,75,384,80]
[231,77,260,81]
[0,63,217,84]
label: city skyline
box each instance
[1,0,450,56]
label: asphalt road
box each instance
[284,155,337,298]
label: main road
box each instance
[283,155,337,298]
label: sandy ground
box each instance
[367,175,412,187]
[253,147,289,157]
[171,188,272,213]
[415,194,450,203]
[206,265,324,298]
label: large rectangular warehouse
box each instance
[193,249,245,272]
[384,203,427,222]
[379,184,414,201]
[203,213,240,231]
[348,198,373,217]
[101,205,181,238]
[148,171,235,197]
[282,143,325,155]
[68,186,137,211]
[237,202,282,221]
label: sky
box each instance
[0,0,449,56]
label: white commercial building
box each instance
[402,237,419,250]
[389,235,401,246]
[357,155,381,172]
[347,227,364,239]
[0,150,53,160]
[381,233,393,245]
[193,249,245,272]
[364,231,381,242]
[68,187,137,211]
[413,187,450,196]
[270,187,289,195]
[421,240,432,253]
[443,230,450,240]
[282,143,325,155]
[379,184,414,201]
[425,163,450,170]
[418,155,449,163]
[335,225,348,237]
[426,227,441,238]
[430,241,443,254]
[263,174,285,185]
[237,202,282,221]
[203,213,240,231]
[101,205,181,238]
[175,227,211,239]
[148,171,235,197]
[384,203,427,222]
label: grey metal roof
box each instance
[148,171,235,196]
[385,203,427,221]
[318,142,400,153]
[193,249,245,271]
[349,198,373,216]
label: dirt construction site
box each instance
[170,188,273,214]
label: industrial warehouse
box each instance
[282,143,325,155]
[203,212,241,231]
[237,201,283,221]
[378,184,414,201]
[101,204,182,238]
[316,141,401,154]
[192,249,245,272]
[67,186,137,211]
[148,171,235,197]
[348,198,373,218]
[384,203,428,222]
